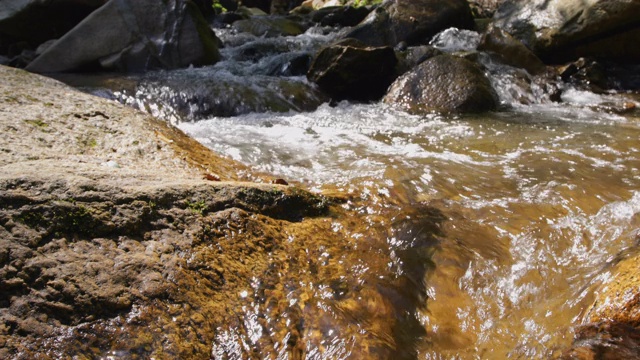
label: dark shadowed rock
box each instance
[26,0,220,73]
[232,15,307,37]
[493,0,640,63]
[0,0,107,48]
[310,5,371,27]
[240,0,271,13]
[478,25,546,75]
[307,38,398,102]
[343,0,475,47]
[395,45,442,76]
[384,54,497,114]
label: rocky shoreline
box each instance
[0,65,324,357]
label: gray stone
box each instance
[26,0,219,73]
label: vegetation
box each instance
[186,199,208,215]
[212,0,227,14]
[352,0,383,7]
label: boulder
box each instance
[384,54,498,114]
[310,5,371,27]
[307,38,398,101]
[0,0,107,48]
[478,24,546,75]
[395,45,442,76]
[26,0,220,73]
[492,0,640,63]
[343,0,475,47]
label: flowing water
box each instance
[67,25,640,358]
[180,100,640,358]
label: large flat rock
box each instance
[0,65,438,359]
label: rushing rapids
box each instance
[58,25,640,358]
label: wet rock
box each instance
[310,5,371,27]
[236,5,270,17]
[559,58,640,93]
[270,0,304,14]
[120,68,328,121]
[213,11,245,27]
[264,52,312,76]
[307,38,398,102]
[563,252,640,358]
[478,25,546,75]
[395,45,442,76]
[232,15,307,37]
[343,0,475,47]
[468,0,498,19]
[563,321,640,360]
[493,0,640,63]
[26,0,220,73]
[559,58,608,93]
[585,253,640,326]
[240,0,272,14]
[0,0,106,48]
[384,54,498,114]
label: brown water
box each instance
[180,99,640,358]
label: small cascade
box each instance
[102,26,340,123]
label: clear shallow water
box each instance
[180,99,640,358]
